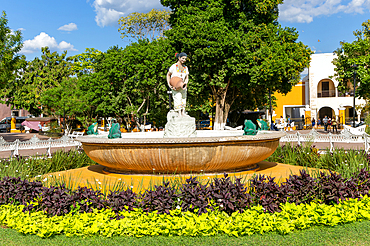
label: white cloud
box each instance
[279,0,370,23]
[21,32,77,54]
[58,23,78,31]
[92,0,165,27]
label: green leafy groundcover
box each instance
[1,196,370,238]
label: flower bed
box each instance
[1,169,370,238]
[1,198,370,238]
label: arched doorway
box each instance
[318,107,334,120]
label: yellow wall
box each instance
[272,82,306,121]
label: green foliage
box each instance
[266,143,369,179]
[70,48,103,76]
[366,113,370,134]
[332,19,370,99]
[162,0,312,128]
[3,47,73,115]
[115,39,175,126]
[47,121,62,134]
[0,149,95,180]
[42,77,87,128]
[0,11,26,90]
[1,196,370,238]
[118,9,171,41]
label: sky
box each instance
[1,0,370,63]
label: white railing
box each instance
[280,128,370,153]
[0,135,81,158]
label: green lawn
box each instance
[1,220,370,246]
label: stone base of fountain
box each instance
[163,110,197,138]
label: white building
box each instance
[307,53,366,124]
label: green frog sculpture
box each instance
[108,123,122,139]
[86,122,98,135]
[257,119,269,130]
[243,119,258,135]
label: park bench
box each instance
[68,131,85,139]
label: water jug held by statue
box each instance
[170,76,186,90]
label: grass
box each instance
[266,142,370,179]
[0,149,96,180]
[1,220,370,246]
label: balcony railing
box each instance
[317,90,336,98]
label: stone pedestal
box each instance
[163,110,197,138]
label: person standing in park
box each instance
[332,117,338,133]
[167,52,189,117]
[312,118,316,129]
[327,117,332,132]
[323,116,329,132]
[286,115,292,131]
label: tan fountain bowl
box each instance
[77,130,285,174]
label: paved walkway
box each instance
[0,130,366,159]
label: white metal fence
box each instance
[280,128,370,153]
[0,135,81,158]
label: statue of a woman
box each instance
[166,52,189,117]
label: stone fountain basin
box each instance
[77,130,285,174]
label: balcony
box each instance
[317,89,336,98]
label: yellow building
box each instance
[272,80,307,124]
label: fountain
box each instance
[78,129,285,174]
[51,54,314,191]
[74,50,288,182]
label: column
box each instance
[357,109,362,123]
[10,116,17,133]
[304,105,311,128]
[338,107,345,126]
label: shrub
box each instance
[2,168,370,217]
[71,187,105,213]
[316,171,357,204]
[140,182,178,214]
[0,177,43,206]
[106,189,138,218]
[352,168,370,196]
[281,169,318,204]
[248,175,285,213]
[208,174,252,214]
[29,185,73,216]
[179,177,213,215]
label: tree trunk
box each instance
[214,92,226,130]
[212,79,233,130]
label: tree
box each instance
[332,19,370,100]
[73,72,115,128]
[161,0,311,129]
[118,9,171,42]
[41,77,87,129]
[0,11,25,90]
[3,47,73,115]
[117,39,175,128]
[70,48,103,76]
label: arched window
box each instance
[317,79,335,97]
